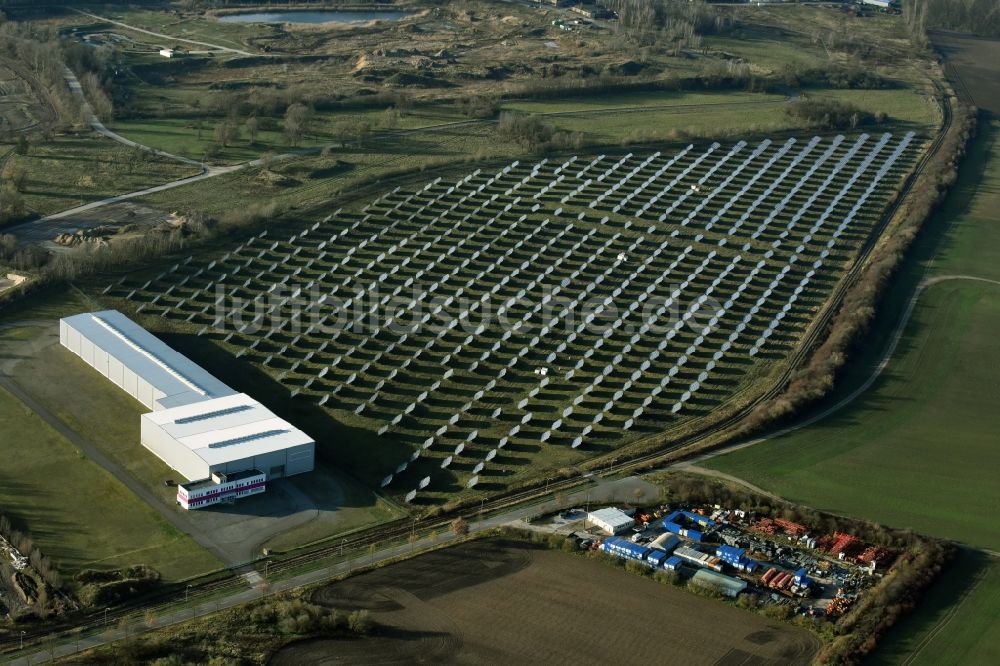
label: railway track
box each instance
[0,89,953,659]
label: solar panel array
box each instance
[109,132,917,502]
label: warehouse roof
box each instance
[691,569,748,594]
[588,507,634,528]
[62,310,234,409]
[143,393,313,466]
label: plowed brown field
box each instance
[270,538,820,665]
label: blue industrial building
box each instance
[601,536,650,562]
[716,545,759,573]
[646,550,668,568]
[664,555,682,571]
[600,537,677,570]
[662,510,716,542]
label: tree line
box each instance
[785,98,883,131]
[605,0,736,50]
[0,514,62,591]
[0,20,85,128]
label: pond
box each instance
[217,10,413,25]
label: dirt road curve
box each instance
[679,274,1000,466]
[62,66,205,168]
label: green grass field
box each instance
[706,281,1000,548]
[510,89,934,148]
[871,550,1000,666]
[0,337,220,582]
[10,333,189,498]
[108,116,286,165]
[5,134,199,217]
[704,21,828,73]
[111,86,935,168]
[108,103,469,165]
[706,118,1000,662]
[503,90,788,114]
[809,88,941,128]
[133,122,508,218]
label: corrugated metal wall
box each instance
[210,444,315,480]
[140,416,210,481]
[62,317,160,411]
[63,317,317,484]
[285,444,315,476]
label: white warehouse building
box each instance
[60,310,235,411]
[587,507,635,535]
[60,310,315,509]
[140,393,315,482]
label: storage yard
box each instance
[102,132,919,505]
[275,537,820,664]
[549,501,895,619]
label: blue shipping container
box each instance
[646,551,667,567]
[601,537,650,561]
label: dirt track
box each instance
[272,538,819,665]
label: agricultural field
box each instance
[99,131,918,507]
[872,549,1000,666]
[57,537,820,664]
[932,30,1000,114]
[284,538,821,664]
